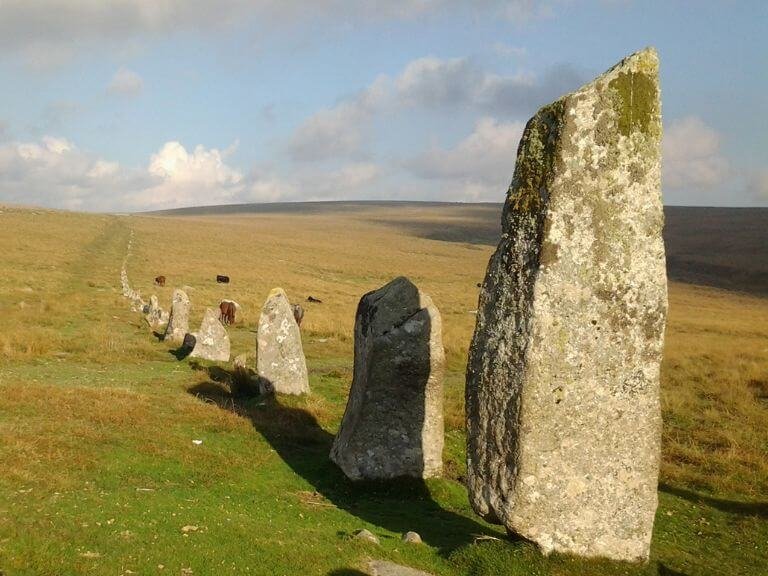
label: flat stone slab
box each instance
[368,561,435,576]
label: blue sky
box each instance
[0,0,765,211]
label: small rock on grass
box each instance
[353,528,379,545]
[368,560,435,576]
[402,531,422,544]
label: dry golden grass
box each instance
[1,205,767,576]
[1,205,766,500]
[661,284,768,497]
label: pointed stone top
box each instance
[267,287,287,300]
[577,47,661,139]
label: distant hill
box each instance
[147,201,768,298]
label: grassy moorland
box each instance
[0,204,766,576]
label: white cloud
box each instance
[245,161,382,202]
[0,136,251,211]
[663,116,730,191]
[407,117,524,200]
[0,136,139,210]
[393,56,558,111]
[130,141,245,209]
[288,56,582,163]
[409,117,524,180]
[0,133,387,210]
[107,68,144,96]
[288,78,387,162]
[0,1,562,68]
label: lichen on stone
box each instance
[608,70,658,137]
[505,99,566,217]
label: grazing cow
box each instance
[292,304,305,327]
[306,295,323,303]
[154,275,166,287]
[216,275,230,284]
[219,300,239,325]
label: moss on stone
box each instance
[506,99,566,216]
[608,70,658,138]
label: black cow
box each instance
[216,275,230,284]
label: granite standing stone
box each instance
[163,289,190,344]
[187,307,230,362]
[144,294,168,329]
[330,277,445,480]
[465,48,667,562]
[256,288,309,395]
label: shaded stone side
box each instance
[256,288,309,395]
[465,48,666,562]
[163,289,190,344]
[330,277,445,480]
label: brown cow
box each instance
[219,300,239,325]
[154,275,166,287]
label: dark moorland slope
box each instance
[148,202,768,297]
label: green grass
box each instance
[0,206,766,575]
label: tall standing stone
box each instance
[163,289,190,344]
[186,308,230,362]
[465,48,667,562]
[330,277,445,480]
[256,288,309,395]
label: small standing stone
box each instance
[187,308,230,362]
[144,294,168,329]
[163,289,190,344]
[330,277,444,480]
[256,288,309,395]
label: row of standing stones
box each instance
[122,274,310,395]
[122,48,667,564]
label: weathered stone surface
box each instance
[402,531,422,544]
[144,295,168,329]
[163,289,190,344]
[465,48,666,562]
[352,529,380,545]
[256,288,309,395]
[330,277,444,480]
[187,308,230,362]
